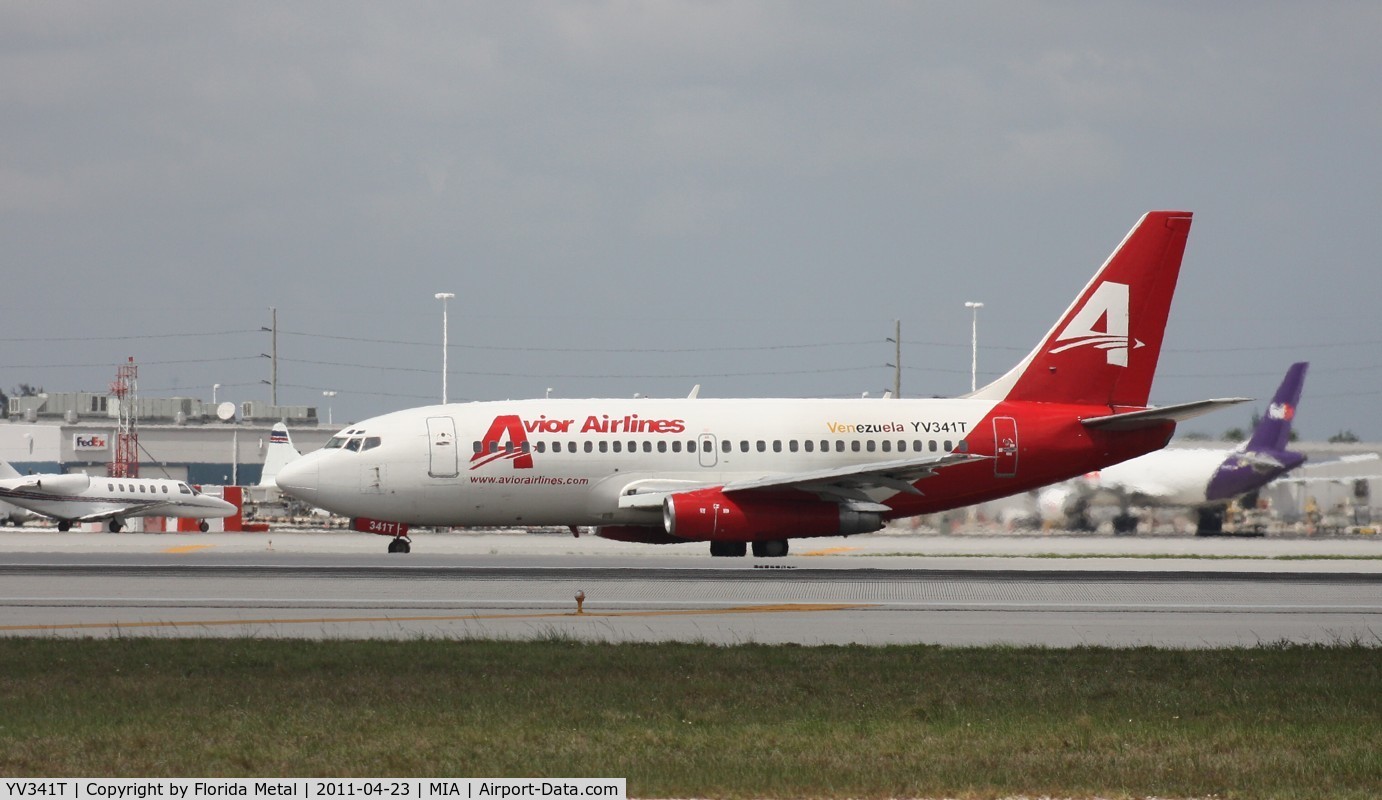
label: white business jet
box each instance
[0,462,42,525]
[278,211,1248,555]
[0,463,236,532]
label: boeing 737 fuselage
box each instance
[277,211,1248,555]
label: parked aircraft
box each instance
[1037,362,1305,533]
[0,463,38,526]
[258,423,302,489]
[1037,362,1374,533]
[277,211,1247,555]
[0,463,236,532]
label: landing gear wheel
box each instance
[1111,513,1137,535]
[752,540,789,558]
[1195,506,1225,536]
[109,520,123,533]
[198,521,210,533]
[387,537,412,554]
[57,521,71,532]
[709,541,746,557]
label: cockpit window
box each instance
[325,437,347,449]
[362,437,382,451]
[178,483,193,495]
[345,438,363,452]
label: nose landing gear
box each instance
[387,536,412,554]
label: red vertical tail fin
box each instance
[970,211,1192,408]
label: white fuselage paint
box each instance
[0,474,236,524]
[281,397,1008,528]
[1078,448,1230,507]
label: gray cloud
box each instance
[2,2,1379,438]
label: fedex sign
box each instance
[73,433,108,451]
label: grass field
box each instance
[1,638,1379,799]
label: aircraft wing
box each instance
[721,452,987,497]
[1272,454,1379,485]
[68,501,175,523]
[616,452,987,512]
[1082,398,1252,431]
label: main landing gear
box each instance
[709,539,789,558]
[387,536,412,554]
[1194,506,1226,536]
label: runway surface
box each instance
[1,529,1379,646]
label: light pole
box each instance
[434,292,455,404]
[964,301,984,392]
[322,390,337,425]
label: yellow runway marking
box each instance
[162,545,215,554]
[801,546,859,556]
[0,603,874,632]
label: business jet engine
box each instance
[662,488,885,542]
[29,473,93,494]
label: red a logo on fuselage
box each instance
[470,415,534,470]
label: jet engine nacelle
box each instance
[30,473,92,495]
[662,489,884,542]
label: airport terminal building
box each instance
[2,391,336,485]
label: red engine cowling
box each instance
[662,488,883,542]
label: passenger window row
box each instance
[105,483,173,494]
[472,438,967,455]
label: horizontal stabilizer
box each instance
[1081,397,1252,432]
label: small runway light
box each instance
[575,590,586,615]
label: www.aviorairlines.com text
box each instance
[470,476,590,486]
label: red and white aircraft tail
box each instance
[973,211,1190,408]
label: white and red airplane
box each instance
[276,211,1247,555]
[0,463,236,532]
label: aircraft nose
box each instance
[275,458,319,504]
[209,495,238,519]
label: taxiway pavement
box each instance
[1,529,1378,646]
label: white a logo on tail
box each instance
[1048,281,1140,367]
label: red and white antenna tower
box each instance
[108,357,139,478]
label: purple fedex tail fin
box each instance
[1205,362,1309,502]
[1245,362,1308,453]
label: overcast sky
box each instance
[2,2,1380,440]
